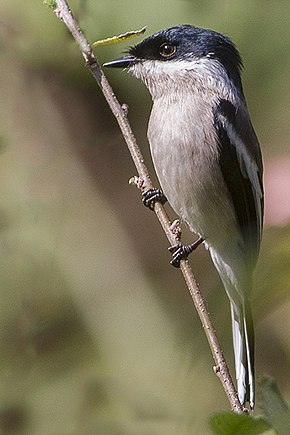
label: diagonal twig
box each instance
[51,0,245,413]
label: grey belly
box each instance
[147,97,249,297]
[147,117,239,252]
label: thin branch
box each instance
[52,0,245,413]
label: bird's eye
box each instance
[159,43,176,58]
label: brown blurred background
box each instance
[0,0,290,434]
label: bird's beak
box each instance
[103,55,139,68]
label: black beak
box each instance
[103,55,139,68]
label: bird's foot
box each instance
[142,188,167,211]
[169,237,204,267]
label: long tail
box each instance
[230,299,255,408]
[210,250,255,407]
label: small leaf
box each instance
[209,411,270,435]
[43,0,57,10]
[128,176,139,186]
[93,26,147,47]
[260,376,290,435]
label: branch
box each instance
[52,0,245,413]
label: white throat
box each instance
[129,57,238,102]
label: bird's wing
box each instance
[213,99,264,268]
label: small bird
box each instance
[104,24,264,408]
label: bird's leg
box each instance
[169,237,204,267]
[142,188,167,211]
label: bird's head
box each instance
[104,25,243,98]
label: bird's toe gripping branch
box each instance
[142,188,167,211]
[169,237,204,267]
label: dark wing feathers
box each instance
[214,99,264,267]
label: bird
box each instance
[103,24,264,409]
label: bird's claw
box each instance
[168,237,204,268]
[169,243,193,267]
[142,188,167,211]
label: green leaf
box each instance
[93,26,147,47]
[209,411,270,435]
[43,0,57,10]
[260,377,290,435]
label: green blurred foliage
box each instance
[209,378,290,435]
[0,0,289,434]
[209,412,270,435]
[260,377,290,434]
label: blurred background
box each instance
[0,0,289,433]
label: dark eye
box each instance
[159,43,176,58]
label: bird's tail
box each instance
[210,249,255,407]
[230,299,255,408]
